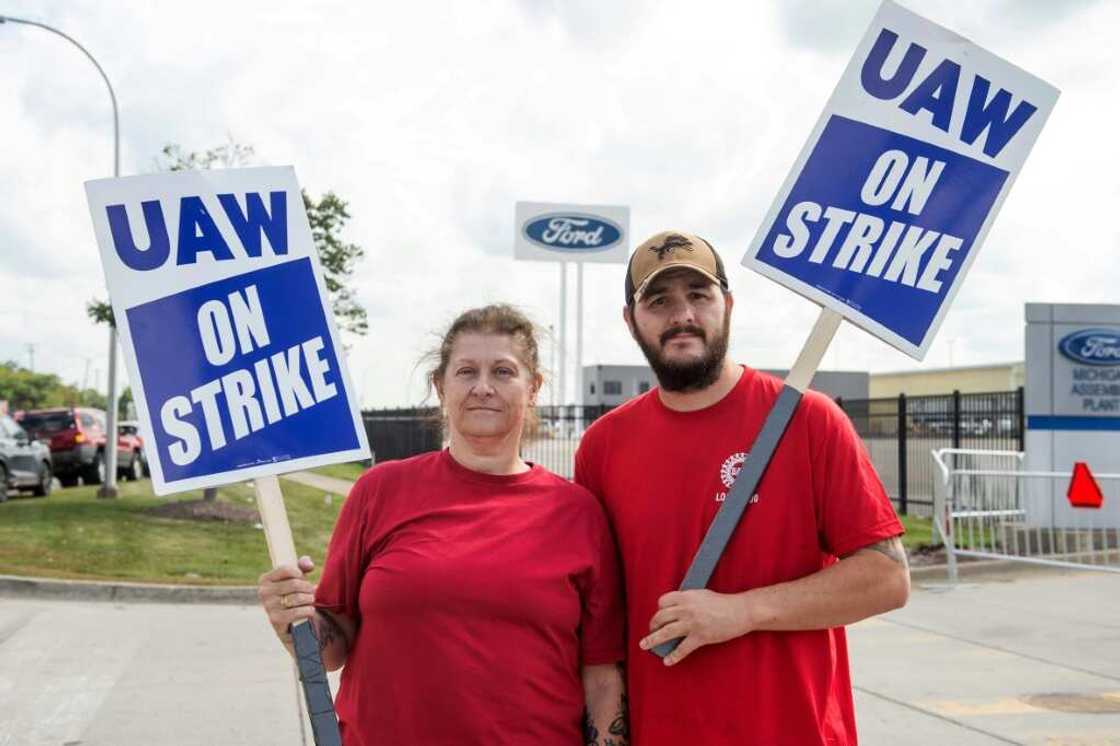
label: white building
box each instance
[582,365,868,406]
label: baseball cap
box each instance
[625,231,730,304]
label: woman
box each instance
[258,304,628,745]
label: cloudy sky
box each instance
[1,0,1113,407]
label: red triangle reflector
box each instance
[1067,462,1104,509]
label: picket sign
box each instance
[654,0,1058,657]
[84,167,367,744]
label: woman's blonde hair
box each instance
[424,304,545,436]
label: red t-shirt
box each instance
[574,367,902,746]
[315,449,625,745]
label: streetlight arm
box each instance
[1,14,119,176]
[3,13,123,497]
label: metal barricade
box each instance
[932,448,1120,580]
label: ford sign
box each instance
[1059,328,1120,366]
[523,214,622,253]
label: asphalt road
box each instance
[2,566,1119,745]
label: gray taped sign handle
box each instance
[651,308,841,659]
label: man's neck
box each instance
[657,361,743,412]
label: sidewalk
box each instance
[851,568,1120,745]
[279,470,354,495]
[3,566,1118,744]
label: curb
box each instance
[0,574,258,604]
[908,557,1086,582]
[2,559,1077,605]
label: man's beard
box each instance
[634,307,731,392]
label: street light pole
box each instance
[2,14,121,496]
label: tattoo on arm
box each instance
[584,663,630,746]
[610,662,630,744]
[859,536,909,569]
[313,611,344,652]
[582,709,599,745]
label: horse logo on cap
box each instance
[649,234,693,261]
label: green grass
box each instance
[898,514,934,550]
[310,461,368,482]
[0,479,341,585]
[0,473,937,584]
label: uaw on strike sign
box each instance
[744,0,1058,359]
[86,167,370,495]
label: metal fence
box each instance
[364,391,1025,517]
[836,388,1023,516]
[522,405,612,478]
[361,405,610,477]
[361,407,442,463]
[932,448,1120,579]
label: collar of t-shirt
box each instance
[649,364,757,422]
[440,448,543,486]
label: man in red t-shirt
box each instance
[575,231,909,746]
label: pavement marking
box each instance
[854,686,1024,745]
[925,697,1042,717]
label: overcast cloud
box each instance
[1,0,1115,407]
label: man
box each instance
[574,231,909,745]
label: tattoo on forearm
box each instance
[313,611,343,652]
[863,536,909,568]
[609,661,630,745]
[582,709,599,745]
[583,665,630,746]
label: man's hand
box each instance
[638,589,751,666]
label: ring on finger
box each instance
[281,594,293,609]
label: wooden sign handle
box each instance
[651,307,842,658]
[252,475,342,746]
[254,475,298,568]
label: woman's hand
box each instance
[258,555,317,653]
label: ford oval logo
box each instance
[523,214,622,253]
[1059,328,1120,366]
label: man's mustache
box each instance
[660,325,706,346]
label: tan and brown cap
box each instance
[625,231,729,304]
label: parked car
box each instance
[0,413,53,499]
[17,407,145,487]
[117,420,150,477]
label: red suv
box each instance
[18,408,145,487]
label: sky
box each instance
[1,0,1115,408]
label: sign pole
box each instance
[559,261,567,405]
[576,262,584,406]
[254,475,342,746]
[514,201,631,407]
[652,307,842,658]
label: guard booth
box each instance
[1025,304,1120,530]
[932,304,1120,577]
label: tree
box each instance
[305,191,368,335]
[87,142,368,335]
[0,362,125,414]
[0,362,68,410]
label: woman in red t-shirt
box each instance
[258,304,628,745]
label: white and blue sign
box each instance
[514,202,629,264]
[743,0,1059,359]
[1059,329,1120,368]
[85,167,370,495]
